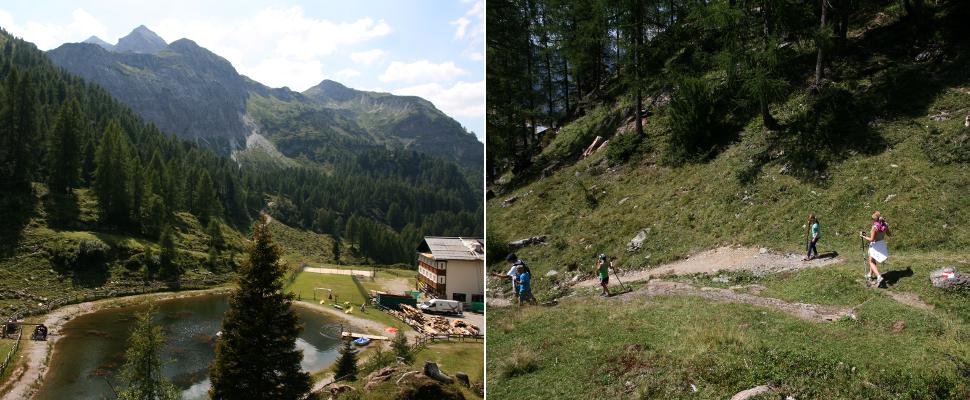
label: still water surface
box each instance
[35,294,343,399]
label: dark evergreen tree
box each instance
[0,67,38,192]
[391,330,413,364]
[47,98,84,194]
[158,225,177,278]
[209,216,311,399]
[194,170,220,223]
[93,120,132,226]
[332,339,359,381]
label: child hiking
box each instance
[861,211,891,287]
[596,254,613,297]
[515,263,536,305]
[802,213,821,261]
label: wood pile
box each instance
[389,304,480,336]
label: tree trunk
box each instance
[812,0,828,93]
[761,100,779,130]
[634,3,644,137]
[563,57,570,116]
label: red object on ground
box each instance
[385,327,399,333]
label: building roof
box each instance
[417,237,484,261]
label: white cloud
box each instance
[153,5,391,90]
[246,58,324,91]
[450,0,483,60]
[379,60,466,84]
[350,48,385,65]
[392,80,484,119]
[0,8,108,50]
[451,17,470,40]
[335,68,361,80]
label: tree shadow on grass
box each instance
[0,190,36,259]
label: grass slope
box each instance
[487,6,970,400]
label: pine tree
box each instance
[93,120,132,226]
[0,67,38,192]
[158,225,177,278]
[47,98,84,194]
[206,219,224,268]
[140,193,167,237]
[194,170,219,223]
[332,339,359,381]
[209,215,311,399]
[391,330,413,364]
[118,302,180,400]
[80,137,97,186]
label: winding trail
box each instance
[490,245,934,320]
[575,246,842,288]
[617,280,855,322]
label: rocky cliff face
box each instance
[47,26,483,168]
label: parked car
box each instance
[418,299,463,315]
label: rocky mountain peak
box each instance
[115,25,167,54]
[81,36,114,51]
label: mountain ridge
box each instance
[48,25,483,170]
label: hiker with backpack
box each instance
[802,213,821,261]
[596,254,613,297]
[860,211,891,287]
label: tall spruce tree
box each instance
[193,170,219,223]
[118,302,180,400]
[208,215,310,399]
[47,98,84,194]
[93,120,132,226]
[332,339,359,381]
[158,225,177,278]
[0,67,38,192]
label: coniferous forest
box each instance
[0,28,482,267]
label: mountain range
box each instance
[50,26,483,170]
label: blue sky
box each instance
[0,0,484,140]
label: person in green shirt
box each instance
[803,213,821,261]
[596,254,613,297]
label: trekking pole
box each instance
[861,234,870,285]
[610,258,629,292]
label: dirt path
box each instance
[575,246,842,288]
[884,291,934,310]
[292,300,418,340]
[304,267,375,277]
[618,280,856,322]
[0,288,233,400]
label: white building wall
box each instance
[444,259,484,303]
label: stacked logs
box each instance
[390,305,480,336]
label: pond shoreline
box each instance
[0,287,233,400]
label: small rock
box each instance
[545,270,559,278]
[930,267,970,289]
[884,194,896,202]
[627,229,650,252]
[618,196,630,205]
[890,164,899,168]
[891,320,905,333]
[759,248,768,254]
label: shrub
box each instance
[795,86,872,152]
[664,77,720,165]
[47,240,79,270]
[605,131,646,163]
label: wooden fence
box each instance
[0,328,24,376]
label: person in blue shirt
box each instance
[515,263,535,305]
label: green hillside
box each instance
[487,1,970,398]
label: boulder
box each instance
[930,267,970,289]
[627,229,649,252]
[545,270,559,278]
[508,236,547,250]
